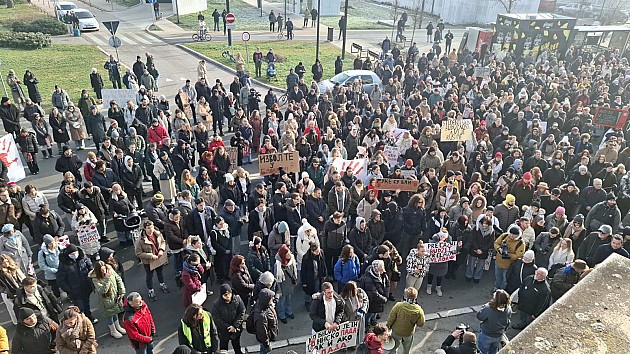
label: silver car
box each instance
[317,69,382,96]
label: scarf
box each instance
[183,261,201,278]
[60,314,84,350]
[124,156,134,173]
[479,225,493,237]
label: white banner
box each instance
[0,134,26,182]
[331,158,368,182]
[102,89,137,107]
[76,224,100,256]
[384,145,400,167]
[306,320,360,354]
[388,128,409,140]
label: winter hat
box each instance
[18,308,35,321]
[301,171,310,179]
[598,225,613,234]
[579,165,588,172]
[152,193,165,202]
[278,244,290,261]
[259,271,275,287]
[224,173,235,183]
[551,188,561,195]
[224,199,235,207]
[277,221,289,233]
[550,227,560,235]
[573,214,585,224]
[1,224,14,233]
[522,172,533,180]
[536,215,545,223]
[220,283,232,296]
[567,180,576,187]
[523,250,535,262]
[43,234,55,246]
[62,145,72,153]
[607,193,616,200]
[505,194,516,204]
[495,152,503,158]
[405,159,414,167]
[355,217,366,229]
[508,226,521,235]
[446,170,455,179]
[555,206,565,215]
[65,244,78,254]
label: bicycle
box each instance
[192,29,212,41]
[277,30,285,40]
[222,50,236,63]
[278,92,288,106]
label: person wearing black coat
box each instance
[121,156,144,208]
[309,282,344,332]
[440,329,480,354]
[211,284,246,354]
[465,220,496,283]
[13,277,63,323]
[15,129,39,174]
[359,261,389,326]
[23,70,42,104]
[247,199,274,244]
[512,270,551,330]
[301,244,327,310]
[32,207,65,244]
[78,182,108,237]
[382,201,404,245]
[90,69,105,100]
[11,311,57,354]
[209,90,225,135]
[188,200,217,244]
[55,146,83,181]
[505,251,537,294]
[56,244,95,322]
[0,97,21,136]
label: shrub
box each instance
[11,18,67,36]
[0,31,52,49]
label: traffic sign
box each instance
[225,13,235,23]
[103,20,120,35]
[241,31,250,41]
[108,36,122,48]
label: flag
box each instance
[0,134,26,182]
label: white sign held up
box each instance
[306,320,360,354]
[0,134,25,182]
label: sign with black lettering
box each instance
[441,119,474,142]
[593,107,629,130]
[306,321,359,354]
[258,151,300,176]
[374,178,419,192]
[426,241,457,263]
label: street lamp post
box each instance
[315,0,321,61]
[341,0,349,59]
[226,0,232,46]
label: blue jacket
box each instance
[37,243,60,280]
[56,247,93,298]
[333,255,361,284]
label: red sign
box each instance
[593,107,629,130]
[225,13,235,23]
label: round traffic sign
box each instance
[241,31,250,41]
[226,13,235,23]
[108,36,122,48]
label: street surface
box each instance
[0,1,489,353]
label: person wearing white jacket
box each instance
[547,237,574,270]
[296,220,319,274]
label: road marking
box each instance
[135,32,162,44]
[116,33,137,45]
[86,34,107,46]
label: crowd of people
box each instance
[1,17,630,354]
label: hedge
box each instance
[0,31,52,49]
[11,18,67,35]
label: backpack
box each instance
[355,342,369,354]
[245,308,256,334]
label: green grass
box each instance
[0,45,108,110]
[0,2,50,31]
[185,40,352,85]
[318,2,391,30]
[171,0,269,31]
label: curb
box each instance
[227,303,486,353]
[174,43,287,94]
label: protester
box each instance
[386,287,426,354]
[12,308,57,354]
[123,292,156,354]
[55,306,97,354]
[177,303,219,354]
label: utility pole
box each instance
[418,0,426,33]
[410,0,418,43]
[315,0,321,61]
[226,0,232,46]
[341,0,349,59]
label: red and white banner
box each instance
[0,134,25,182]
[331,158,368,181]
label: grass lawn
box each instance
[0,2,50,31]
[1,45,108,110]
[171,0,269,31]
[185,40,352,85]
[318,1,391,30]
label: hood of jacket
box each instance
[257,288,275,309]
[365,332,383,350]
[98,247,116,263]
[355,216,366,230]
[60,246,86,265]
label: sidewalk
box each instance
[74,0,143,12]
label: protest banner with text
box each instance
[258,151,300,176]
[427,242,457,263]
[374,178,419,192]
[306,321,359,354]
[441,119,474,142]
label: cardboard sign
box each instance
[150,251,169,270]
[374,178,419,192]
[474,67,492,79]
[400,169,416,179]
[225,146,238,173]
[384,145,400,167]
[258,151,300,176]
[0,134,26,182]
[427,242,457,263]
[76,224,100,256]
[593,107,629,129]
[306,321,360,354]
[101,89,137,106]
[441,119,474,142]
[331,158,368,182]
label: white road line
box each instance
[115,34,137,46]
[86,33,107,46]
[135,32,162,44]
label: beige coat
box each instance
[153,159,177,202]
[55,313,97,354]
[64,108,87,141]
[134,229,167,265]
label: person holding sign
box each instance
[134,220,170,302]
[426,230,453,297]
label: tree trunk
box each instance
[6,0,14,8]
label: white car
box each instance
[317,70,382,96]
[55,1,78,21]
[558,3,593,16]
[74,9,100,32]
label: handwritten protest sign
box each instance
[474,67,491,79]
[306,321,359,354]
[374,178,419,192]
[593,107,629,129]
[331,158,368,181]
[427,242,457,263]
[388,128,409,140]
[76,224,100,256]
[102,89,136,107]
[384,145,400,167]
[0,134,26,182]
[258,151,300,176]
[225,146,238,173]
[441,119,473,141]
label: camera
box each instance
[500,242,510,259]
[456,324,470,344]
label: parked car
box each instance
[317,70,382,96]
[73,9,100,31]
[55,1,78,21]
[558,3,593,16]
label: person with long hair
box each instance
[548,238,575,270]
[134,220,170,302]
[334,245,361,292]
[273,244,297,324]
[210,216,232,281]
[340,281,368,341]
[181,253,204,308]
[0,254,25,325]
[476,289,512,354]
[55,306,97,354]
[229,254,254,308]
[89,260,126,339]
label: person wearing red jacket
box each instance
[147,119,168,148]
[123,292,156,354]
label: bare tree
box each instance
[496,0,519,13]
